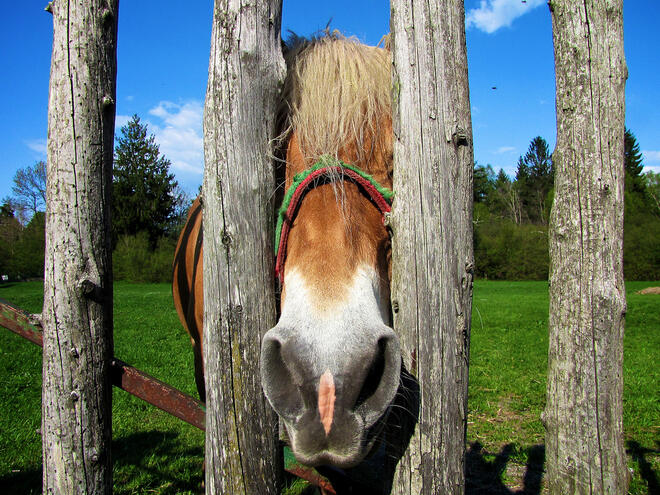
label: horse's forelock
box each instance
[278,34,392,169]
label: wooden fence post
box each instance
[545,1,628,493]
[389,0,474,493]
[42,1,118,493]
[202,0,285,493]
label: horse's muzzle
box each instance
[260,324,401,467]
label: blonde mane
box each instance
[279,34,392,165]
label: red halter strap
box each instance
[274,165,392,284]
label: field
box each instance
[0,281,657,494]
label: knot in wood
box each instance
[70,347,79,359]
[80,279,104,303]
[383,211,392,228]
[70,391,80,402]
[80,279,94,295]
[102,95,114,109]
[221,231,232,246]
[452,128,469,147]
[102,7,114,25]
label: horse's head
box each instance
[260,37,400,468]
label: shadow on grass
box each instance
[0,431,204,495]
[627,440,659,495]
[466,442,545,495]
[113,430,204,494]
[0,466,42,494]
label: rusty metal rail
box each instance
[1,298,205,430]
[0,297,336,493]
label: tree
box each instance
[490,169,523,224]
[515,136,554,223]
[546,1,627,493]
[11,161,46,221]
[624,127,644,193]
[113,115,179,248]
[643,170,660,214]
[390,0,473,493]
[474,162,495,203]
[0,200,22,279]
[168,184,194,238]
[622,130,659,278]
[42,1,117,493]
[12,212,46,279]
[0,199,16,219]
[202,0,285,492]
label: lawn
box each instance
[0,280,657,494]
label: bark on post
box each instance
[389,1,474,493]
[202,1,285,493]
[42,1,118,493]
[545,1,628,493]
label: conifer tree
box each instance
[624,127,645,193]
[515,136,554,223]
[113,115,179,248]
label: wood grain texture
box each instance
[41,1,118,493]
[390,1,474,493]
[202,1,285,493]
[545,1,628,493]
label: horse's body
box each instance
[173,35,400,469]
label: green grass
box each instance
[467,280,660,494]
[0,280,658,494]
[0,282,204,494]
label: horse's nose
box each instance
[260,326,401,431]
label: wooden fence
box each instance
[0,298,338,493]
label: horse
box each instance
[173,34,402,471]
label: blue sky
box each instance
[2,0,659,202]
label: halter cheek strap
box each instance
[274,157,394,284]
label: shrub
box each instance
[475,215,549,280]
[113,233,177,283]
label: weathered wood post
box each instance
[202,0,285,493]
[42,1,118,493]
[390,0,474,493]
[545,1,628,493]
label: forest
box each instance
[2,121,658,283]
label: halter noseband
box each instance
[274,157,394,284]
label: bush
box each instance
[113,233,177,283]
[475,214,549,280]
[624,219,660,280]
[2,212,46,280]
[623,187,660,280]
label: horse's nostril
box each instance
[260,331,303,421]
[353,337,388,410]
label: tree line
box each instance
[1,115,191,282]
[2,126,658,282]
[473,130,659,280]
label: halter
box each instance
[274,156,394,284]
